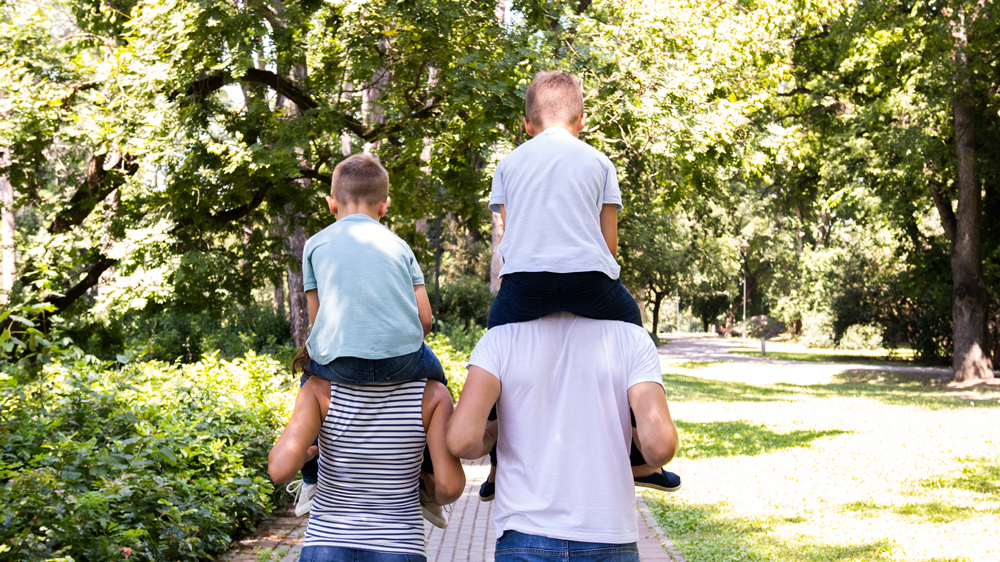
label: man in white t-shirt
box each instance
[447,313,680,561]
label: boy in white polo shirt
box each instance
[482,70,680,500]
[289,153,450,528]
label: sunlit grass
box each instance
[675,419,848,459]
[648,370,1000,561]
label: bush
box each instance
[436,276,493,328]
[801,310,836,348]
[67,304,293,365]
[0,353,295,561]
[426,322,485,401]
[838,324,883,350]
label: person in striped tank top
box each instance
[269,351,465,562]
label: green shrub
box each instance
[0,352,295,561]
[800,310,835,348]
[838,324,883,350]
[67,304,293,365]
[426,322,485,401]
[436,276,493,328]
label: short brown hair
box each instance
[525,71,584,127]
[330,153,389,205]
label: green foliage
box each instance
[436,276,492,328]
[65,303,293,364]
[0,353,294,561]
[426,322,484,401]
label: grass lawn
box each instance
[728,341,919,365]
[644,368,1000,562]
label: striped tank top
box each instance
[304,380,427,555]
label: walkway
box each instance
[221,456,685,562]
[656,333,956,386]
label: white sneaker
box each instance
[286,480,317,517]
[419,484,450,529]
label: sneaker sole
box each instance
[634,481,682,493]
[422,506,449,529]
[479,492,495,502]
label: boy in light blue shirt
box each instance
[290,153,449,527]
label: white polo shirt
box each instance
[468,313,664,543]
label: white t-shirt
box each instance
[467,313,664,543]
[489,127,622,279]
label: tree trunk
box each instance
[273,275,286,319]
[286,225,310,347]
[949,9,993,382]
[1,148,13,304]
[490,211,504,294]
[650,288,663,338]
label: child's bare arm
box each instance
[414,285,433,337]
[307,289,319,326]
[600,203,618,260]
[498,204,506,228]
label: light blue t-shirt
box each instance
[489,127,622,279]
[302,214,425,364]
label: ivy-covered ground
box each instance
[645,360,1000,562]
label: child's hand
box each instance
[306,445,319,462]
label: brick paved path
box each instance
[221,456,685,562]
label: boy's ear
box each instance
[326,195,338,217]
[378,198,390,218]
[523,118,537,137]
[577,113,586,134]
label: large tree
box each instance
[1,0,524,346]
[781,0,998,381]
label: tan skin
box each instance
[268,375,466,506]
[496,114,619,260]
[446,367,680,479]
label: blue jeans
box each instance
[299,546,425,562]
[301,343,447,484]
[308,343,447,386]
[494,531,639,562]
[487,271,642,329]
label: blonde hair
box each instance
[330,153,389,205]
[525,71,584,127]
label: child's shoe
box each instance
[419,478,450,528]
[479,480,495,502]
[633,469,681,492]
[286,480,318,516]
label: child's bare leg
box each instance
[420,471,437,500]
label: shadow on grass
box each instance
[779,371,1000,410]
[643,497,898,562]
[728,349,918,365]
[841,500,986,523]
[663,374,797,403]
[922,457,1000,497]
[675,420,847,459]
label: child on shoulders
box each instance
[481,71,680,501]
[289,153,451,529]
